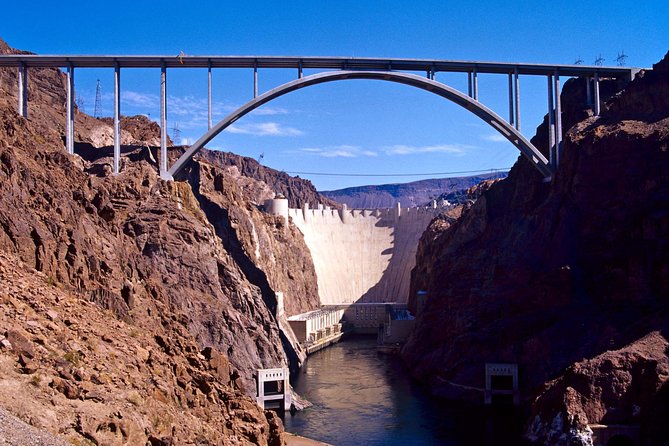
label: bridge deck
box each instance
[0,54,640,77]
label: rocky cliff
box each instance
[0,37,322,445]
[402,53,669,445]
[194,149,340,210]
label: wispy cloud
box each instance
[298,145,379,158]
[121,91,159,108]
[228,122,304,136]
[383,144,470,155]
[482,133,507,143]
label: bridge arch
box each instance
[167,70,552,180]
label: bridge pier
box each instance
[547,74,556,169]
[508,73,514,126]
[160,62,168,175]
[17,63,27,118]
[207,60,212,130]
[514,68,520,131]
[553,69,563,167]
[473,67,479,100]
[66,64,75,155]
[113,63,120,175]
[253,62,258,98]
[594,71,601,115]
[546,71,563,170]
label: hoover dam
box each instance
[266,197,440,305]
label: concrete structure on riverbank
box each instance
[266,198,437,353]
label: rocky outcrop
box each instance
[194,149,339,210]
[402,51,669,444]
[527,331,669,446]
[183,161,320,318]
[0,249,283,445]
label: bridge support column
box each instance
[508,73,514,126]
[553,69,563,167]
[113,63,120,175]
[514,68,520,131]
[298,60,303,79]
[467,71,473,98]
[473,67,479,101]
[586,76,593,106]
[160,62,168,176]
[207,60,212,130]
[18,63,28,118]
[253,63,258,98]
[66,64,75,155]
[547,74,556,170]
[593,72,601,116]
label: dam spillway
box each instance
[267,198,440,305]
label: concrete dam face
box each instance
[266,198,439,305]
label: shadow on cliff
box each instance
[177,161,304,373]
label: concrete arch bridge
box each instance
[0,54,640,181]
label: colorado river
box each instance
[284,335,525,446]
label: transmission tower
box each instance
[574,56,584,65]
[172,122,181,144]
[594,54,605,66]
[94,79,102,118]
[75,97,85,114]
[257,152,265,164]
[615,51,628,66]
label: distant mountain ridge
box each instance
[320,172,508,209]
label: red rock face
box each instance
[0,37,323,445]
[402,51,669,443]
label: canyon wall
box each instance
[0,37,324,445]
[402,53,669,445]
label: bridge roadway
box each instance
[0,54,642,180]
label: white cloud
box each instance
[482,133,507,143]
[383,144,470,155]
[121,91,159,108]
[298,145,378,158]
[227,122,304,136]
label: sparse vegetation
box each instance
[63,350,82,367]
[126,390,143,406]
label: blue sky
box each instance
[3,0,668,190]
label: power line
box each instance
[282,168,511,177]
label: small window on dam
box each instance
[490,375,514,391]
[263,380,282,395]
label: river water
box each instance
[283,335,525,446]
